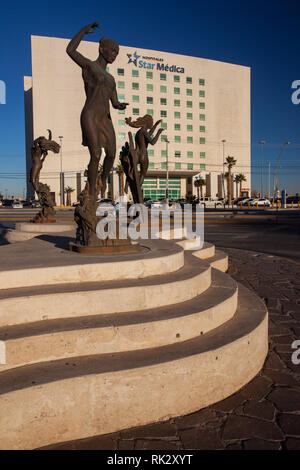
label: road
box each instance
[0,207,299,263]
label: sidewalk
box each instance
[43,248,300,450]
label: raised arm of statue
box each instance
[146,127,164,146]
[149,119,162,135]
[66,22,99,68]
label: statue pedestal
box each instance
[69,238,141,254]
[4,222,74,244]
[31,219,56,224]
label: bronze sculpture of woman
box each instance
[67,22,128,199]
[125,115,164,186]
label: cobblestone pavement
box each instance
[45,248,300,450]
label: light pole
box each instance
[259,140,265,197]
[268,161,271,199]
[273,141,290,200]
[166,137,170,205]
[58,136,64,205]
[221,139,226,199]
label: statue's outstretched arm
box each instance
[110,88,129,110]
[145,128,164,146]
[66,23,98,68]
[149,119,162,135]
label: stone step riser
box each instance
[0,286,238,371]
[0,266,211,327]
[0,250,184,290]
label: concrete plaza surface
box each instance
[42,248,300,450]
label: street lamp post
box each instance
[273,141,291,200]
[58,136,64,206]
[166,137,170,206]
[221,139,226,199]
[259,140,266,197]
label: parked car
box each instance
[30,200,41,208]
[250,198,271,207]
[241,198,254,206]
[198,197,223,207]
[12,201,23,209]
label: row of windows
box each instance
[117,83,205,97]
[147,163,206,170]
[118,95,205,109]
[117,132,206,144]
[118,82,206,100]
[118,107,205,121]
[116,69,205,85]
[118,120,205,133]
[118,147,206,159]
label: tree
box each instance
[185,193,197,204]
[117,163,125,197]
[225,156,237,205]
[194,177,206,199]
[64,186,75,206]
[234,173,247,197]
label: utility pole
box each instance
[268,162,271,199]
[221,139,226,199]
[166,137,170,206]
[259,141,266,197]
[273,141,290,200]
[58,136,64,205]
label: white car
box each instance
[250,198,271,207]
[12,202,23,209]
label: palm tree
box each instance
[194,177,206,200]
[117,163,125,197]
[225,156,237,204]
[234,173,247,197]
[64,186,75,206]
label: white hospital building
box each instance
[24,35,251,204]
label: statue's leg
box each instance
[101,141,116,198]
[87,147,102,200]
[139,155,149,187]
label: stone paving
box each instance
[45,248,300,450]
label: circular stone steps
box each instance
[0,269,238,371]
[0,236,268,449]
[0,251,211,326]
[0,283,268,450]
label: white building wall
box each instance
[25,35,251,202]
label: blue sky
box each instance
[0,0,299,197]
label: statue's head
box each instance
[33,132,60,154]
[99,37,119,64]
[130,114,153,130]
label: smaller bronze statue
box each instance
[29,129,60,223]
[120,115,164,204]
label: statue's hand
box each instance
[119,102,129,110]
[84,22,99,34]
[156,119,163,125]
[125,117,132,125]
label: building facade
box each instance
[25,35,251,203]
